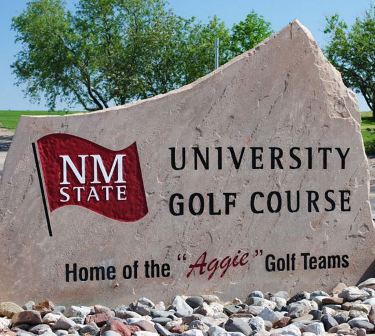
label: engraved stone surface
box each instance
[0,20,373,305]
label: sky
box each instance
[0,0,372,111]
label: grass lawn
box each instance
[0,110,79,130]
[361,112,375,155]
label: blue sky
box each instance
[0,0,372,111]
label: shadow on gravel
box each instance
[0,135,13,152]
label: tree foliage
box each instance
[12,0,273,111]
[324,5,375,116]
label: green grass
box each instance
[361,112,375,155]
[0,110,80,130]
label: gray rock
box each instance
[321,307,335,316]
[351,303,371,314]
[115,306,141,319]
[154,323,172,336]
[66,307,91,318]
[338,287,369,301]
[194,302,214,317]
[224,305,243,316]
[349,309,368,319]
[270,324,301,336]
[152,317,172,325]
[189,320,209,333]
[269,297,286,311]
[369,305,375,324]
[78,325,99,336]
[310,291,329,298]
[208,326,228,336]
[201,296,221,304]
[224,318,252,336]
[200,316,223,327]
[328,322,351,334]
[358,278,375,289]
[287,300,312,318]
[209,303,224,314]
[29,324,52,335]
[248,317,265,333]
[291,314,313,323]
[248,291,264,300]
[186,297,204,309]
[348,319,374,331]
[263,320,272,332]
[287,292,310,305]
[13,324,32,331]
[363,288,375,298]
[356,329,367,336]
[22,302,35,311]
[67,330,80,336]
[333,311,349,324]
[52,307,66,315]
[308,301,318,311]
[273,291,289,300]
[309,310,321,321]
[171,296,193,317]
[154,302,166,311]
[55,331,69,336]
[302,322,325,335]
[14,331,35,336]
[0,317,11,329]
[310,296,327,305]
[165,318,183,330]
[69,317,84,325]
[181,314,202,324]
[320,314,337,331]
[181,330,204,336]
[247,299,276,310]
[258,308,282,324]
[247,306,264,316]
[53,316,77,330]
[134,332,158,336]
[43,313,61,325]
[102,332,121,336]
[228,333,246,336]
[150,309,174,319]
[363,298,375,305]
[130,298,155,316]
[93,305,112,316]
[12,311,43,326]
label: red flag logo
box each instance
[36,133,148,222]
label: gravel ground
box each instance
[2,279,375,336]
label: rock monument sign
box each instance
[0,21,374,305]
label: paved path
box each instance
[1,128,375,219]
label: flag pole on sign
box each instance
[32,142,53,237]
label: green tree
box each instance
[230,11,273,54]
[12,0,273,111]
[324,6,375,117]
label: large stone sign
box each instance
[0,20,374,306]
